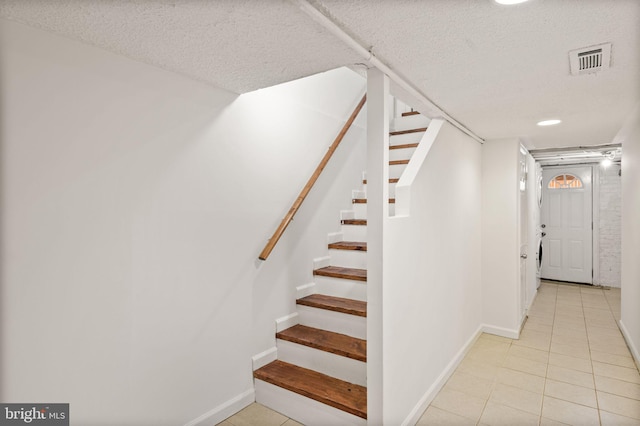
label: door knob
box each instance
[521,254,528,259]
[542,232,547,237]
[541,224,546,228]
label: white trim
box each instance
[592,165,601,285]
[275,312,299,333]
[619,320,640,371]
[482,323,520,339]
[401,325,483,426]
[296,282,316,299]
[252,347,278,371]
[327,232,343,244]
[183,388,254,426]
[312,256,330,270]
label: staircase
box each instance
[253,110,430,425]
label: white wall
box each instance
[0,20,366,425]
[481,138,521,337]
[597,164,622,287]
[381,121,483,424]
[617,104,640,366]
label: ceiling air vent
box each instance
[569,43,611,76]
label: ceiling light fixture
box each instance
[537,119,562,126]
[494,0,529,4]
[601,151,615,168]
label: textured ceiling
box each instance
[0,0,361,93]
[1,0,639,149]
[314,0,640,149]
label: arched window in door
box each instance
[548,174,583,189]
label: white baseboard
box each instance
[313,256,331,270]
[276,312,299,332]
[183,388,254,426]
[327,232,343,244]
[296,282,316,299]
[482,323,520,339]
[619,320,640,371]
[252,347,278,371]
[401,325,483,426]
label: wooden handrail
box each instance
[259,94,367,261]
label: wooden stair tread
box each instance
[389,127,427,136]
[314,266,366,281]
[401,111,420,117]
[254,360,367,419]
[328,241,367,251]
[353,198,395,204]
[277,324,366,362]
[363,178,399,184]
[390,143,419,150]
[341,219,367,226]
[390,159,410,165]
[297,294,367,317]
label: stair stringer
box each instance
[394,119,445,217]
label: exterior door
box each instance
[541,166,593,284]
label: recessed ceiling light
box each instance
[537,119,562,126]
[495,0,529,4]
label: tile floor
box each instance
[219,281,640,425]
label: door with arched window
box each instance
[541,166,593,284]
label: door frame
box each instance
[540,164,595,284]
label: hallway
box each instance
[420,281,639,425]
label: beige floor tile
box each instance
[539,417,571,425]
[555,298,582,307]
[554,304,584,315]
[548,352,593,373]
[444,370,495,400]
[467,342,511,365]
[489,383,543,415]
[596,375,640,401]
[546,364,595,388]
[457,358,500,381]
[417,406,476,426]
[550,341,591,360]
[591,350,638,369]
[479,333,514,344]
[282,420,303,426]
[544,378,598,408]
[513,335,552,352]
[590,333,628,346]
[588,325,624,338]
[496,367,545,393]
[508,344,550,364]
[584,307,615,319]
[600,409,640,426]
[430,388,487,422]
[590,341,634,357]
[552,325,587,338]
[525,321,553,334]
[479,401,539,426]
[597,391,640,420]
[593,361,640,384]
[551,333,589,349]
[225,403,289,426]
[527,315,555,327]
[585,316,619,329]
[504,354,548,377]
[217,421,235,426]
[541,396,600,426]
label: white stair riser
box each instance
[389,147,417,161]
[389,131,424,145]
[297,305,366,340]
[340,224,367,241]
[352,203,367,219]
[391,114,431,131]
[314,276,367,301]
[329,248,367,269]
[255,380,366,426]
[389,163,407,179]
[364,183,396,198]
[277,339,366,386]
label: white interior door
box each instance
[541,166,593,284]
